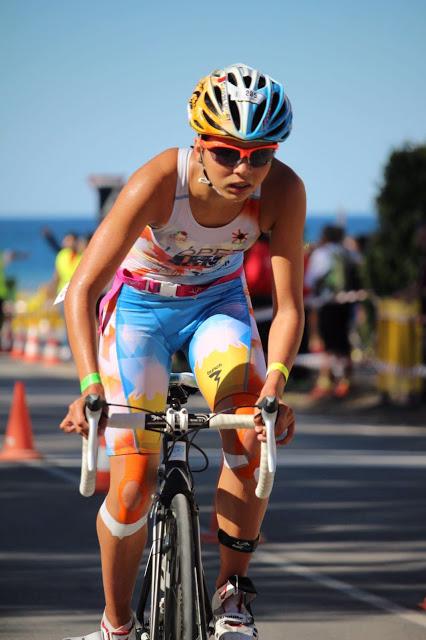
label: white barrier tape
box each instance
[372,360,426,379]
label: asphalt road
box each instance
[1,355,426,639]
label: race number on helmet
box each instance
[188,63,293,143]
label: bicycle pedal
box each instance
[135,628,149,640]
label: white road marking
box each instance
[255,548,426,630]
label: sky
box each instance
[1,0,425,218]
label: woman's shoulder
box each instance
[260,159,306,230]
[129,147,180,184]
[264,158,305,196]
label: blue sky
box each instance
[1,0,425,218]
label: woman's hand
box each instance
[254,396,295,446]
[60,385,108,438]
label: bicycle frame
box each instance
[81,374,278,639]
[136,389,212,639]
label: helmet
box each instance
[188,63,292,143]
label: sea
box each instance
[0,213,377,293]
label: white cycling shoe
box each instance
[212,575,258,639]
[62,611,138,640]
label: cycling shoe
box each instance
[212,575,258,639]
[62,611,138,640]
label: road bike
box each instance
[79,372,278,640]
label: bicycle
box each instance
[79,372,278,640]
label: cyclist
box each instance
[60,62,306,640]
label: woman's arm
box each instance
[64,149,178,392]
[253,165,306,446]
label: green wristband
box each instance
[80,372,102,393]
[266,362,290,383]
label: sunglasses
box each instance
[198,138,278,168]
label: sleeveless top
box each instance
[119,148,262,285]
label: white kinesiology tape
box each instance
[99,500,148,540]
[223,451,248,469]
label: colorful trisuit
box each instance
[98,148,266,456]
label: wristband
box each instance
[266,362,290,383]
[80,372,102,393]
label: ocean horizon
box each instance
[0,213,377,292]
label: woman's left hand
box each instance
[254,397,295,446]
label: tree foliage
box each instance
[364,144,426,296]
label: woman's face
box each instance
[196,135,277,201]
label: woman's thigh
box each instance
[98,288,172,456]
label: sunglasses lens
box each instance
[250,148,276,167]
[209,147,241,167]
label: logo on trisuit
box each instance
[208,365,222,386]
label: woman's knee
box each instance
[100,453,158,537]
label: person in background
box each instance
[244,233,273,352]
[41,228,78,255]
[0,249,28,334]
[50,234,81,298]
[304,225,358,398]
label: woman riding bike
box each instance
[60,62,306,640]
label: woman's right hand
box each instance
[60,385,108,438]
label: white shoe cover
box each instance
[212,577,258,640]
[62,612,138,640]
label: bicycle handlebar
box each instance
[79,394,103,497]
[79,394,279,500]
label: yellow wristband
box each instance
[267,362,290,383]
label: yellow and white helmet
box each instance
[188,63,292,142]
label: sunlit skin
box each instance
[60,134,306,627]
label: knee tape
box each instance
[99,499,148,540]
[100,454,153,539]
[222,411,260,481]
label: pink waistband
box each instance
[98,266,243,334]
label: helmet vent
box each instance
[203,111,222,131]
[214,86,223,107]
[243,75,251,88]
[204,93,218,115]
[251,101,267,131]
[270,92,280,116]
[228,72,238,86]
[229,99,241,130]
[258,75,266,89]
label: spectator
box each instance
[244,233,273,351]
[304,225,359,398]
[41,228,78,255]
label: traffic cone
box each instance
[10,319,26,359]
[42,323,61,366]
[95,434,110,493]
[23,323,41,362]
[0,381,42,461]
[418,597,426,611]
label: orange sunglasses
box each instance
[198,138,278,168]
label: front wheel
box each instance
[164,493,195,640]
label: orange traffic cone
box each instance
[0,381,42,461]
[10,321,26,359]
[23,323,41,362]
[418,597,426,611]
[42,325,61,366]
[95,434,110,493]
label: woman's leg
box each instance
[188,283,267,587]
[97,453,159,627]
[97,286,171,627]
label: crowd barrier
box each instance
[255,291,425,402]
[1,296,70,365]
[374,298,423,403]
[2,291,425,401]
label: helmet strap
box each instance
[197,147,223,195]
